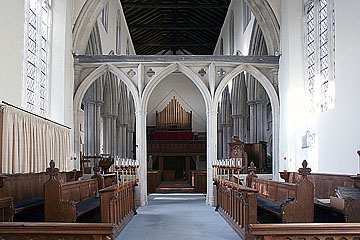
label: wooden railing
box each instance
[0,222,114,240]
[99,177,138,236]
[214,179,258,240]
[250,223,360,240]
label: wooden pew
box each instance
[44,160,100,222]
[0,222,114,240]
[281,171,360,222]
[246,160,314,223]
[0,170,75,216]
[250,223,360,240]
[99,182,137,236]
[214,179,258,240]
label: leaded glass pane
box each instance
[29,10,37,27]
[27,50,36,65]
[27,63,36,80]
[24,0,51,116]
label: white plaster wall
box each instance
[0,0,26,107]
[147,73,206,132]
[98,0,135,55]
[50,0,74,127]
[213,0,255,56]
[279,0,360,174]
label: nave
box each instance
[118,193,240,240]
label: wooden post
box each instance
[186,156,191,182]
[159,156,164,181]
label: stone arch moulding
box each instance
[214,64,280,178]
[141,63,212,114]
[139,63,213,203]
[73,0,110,55]
[73,64,140,158]
[244,0,280,55]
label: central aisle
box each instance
[117,193,241,240]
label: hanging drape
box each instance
[0,105,70,173]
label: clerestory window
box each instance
[305,0,335,113]
[24,0,52,116]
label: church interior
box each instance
[0,0,360,239]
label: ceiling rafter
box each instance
[122,0,231,55]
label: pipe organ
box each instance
[156,96,192,129]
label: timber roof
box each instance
[121,0,231,55]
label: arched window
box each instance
[220,38,224,55]
[243,1,251,32]
[126,38,130,55]
[229,11,235,55]
[116,9,121,55]
[101,2,109,32]
[305,0,335,112]
[23,0,52,116]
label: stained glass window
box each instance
[305,0,335,113]
[24,0,51,116]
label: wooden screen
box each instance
[156,96,192,129]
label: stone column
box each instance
[248,100,257,143]
[127,129,135,158]
[136,108,148,206]
[206,107,217,206]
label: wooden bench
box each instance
[250,223,360,240]
[44,160,100,222]
[281,171,360,222]
[0,170,75,219]
[246,160,314,223]
[0,222,114,240]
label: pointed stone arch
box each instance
[73,64,140,157]
[215,64,280,177]
[73,0,110,54]
[244,0,280,55]
[141,64,212,114]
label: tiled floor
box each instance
[117,193,241,240]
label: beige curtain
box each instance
[1,105,70,174]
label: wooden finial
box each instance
[46,160,59,177]
[248,162,256,173]
[93,164,100,173]
[298,160,311,176]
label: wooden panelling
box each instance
[147,171,161,194]
[191,170,207,193]
[148,140,206,155]
[0,172,72,203]
[250,223,360,240]
[0,222,114,240]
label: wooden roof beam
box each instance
[130,24,221,30]
[122,3,229,9]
